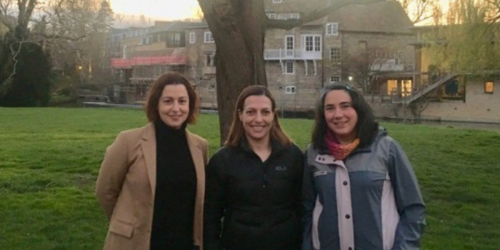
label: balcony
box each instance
[111,56,187,69]
[264,49,322,61]
[202,66,216,75]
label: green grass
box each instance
[0,107,499,250]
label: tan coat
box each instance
[96,123,208,250]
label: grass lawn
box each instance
[0,107,499,250]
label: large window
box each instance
[204,31,214,43]
[485,81,494,93]
[303,35,321,52]
[326,22,338,36]
[387,80,412,96]
[330,48,341,62]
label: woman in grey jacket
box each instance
[302,82,426,250]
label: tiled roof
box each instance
[328,1,413,34]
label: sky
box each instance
[110,0,200,20]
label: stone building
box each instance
[109,0,418,115]
[110,21,201,104]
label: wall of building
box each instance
[420,80,500,123]
[368,79,500,123]
[185,28,217,109]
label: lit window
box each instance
[204,31,214,43]
[189,32,196,44]
[285,86,296,94]
[485,81,494,93]
[273,0,283,3]
[326,22,338,36]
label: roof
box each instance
[150,21,206,33]
[328,1,413,34]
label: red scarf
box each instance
[325,130,360,160]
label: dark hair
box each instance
[311,82,378,149]
[225,85,293,147]
[144,72,199,124]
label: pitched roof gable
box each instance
[328,1,413,34]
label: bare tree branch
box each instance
[0,12,15,30]
[1,39,24,96]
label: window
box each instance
[326,22,338,36]
[267,12,299,20]
[285,35,294,56]
[330,48,340,62]
[285,86,296,94]
[285,61,294,74]
[167,32,184,47]
[189,32,196,44]
[204,31,214,43]
[359,40,367,51]
[387,80,398,95]
[303,35,321,52]
[273,0,283,3]
[266,13,276,19]
[485,81,494,93]
[330,76,340,83]
[208,83,216,92]
[205,52,214,67]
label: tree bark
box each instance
[198,0,267,144]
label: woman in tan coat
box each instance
[96,72,208,250]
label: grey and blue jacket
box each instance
[302,128,425,250]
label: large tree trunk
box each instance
[198,0,267,144]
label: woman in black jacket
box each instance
[204,85,304,250]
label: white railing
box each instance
[264,49,322,60]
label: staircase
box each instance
[394,73,458,104]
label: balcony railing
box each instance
[111,56,187,68]
[264,49,322,60]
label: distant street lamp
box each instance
[78,66,83,85]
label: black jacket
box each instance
[204,139,304,250]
